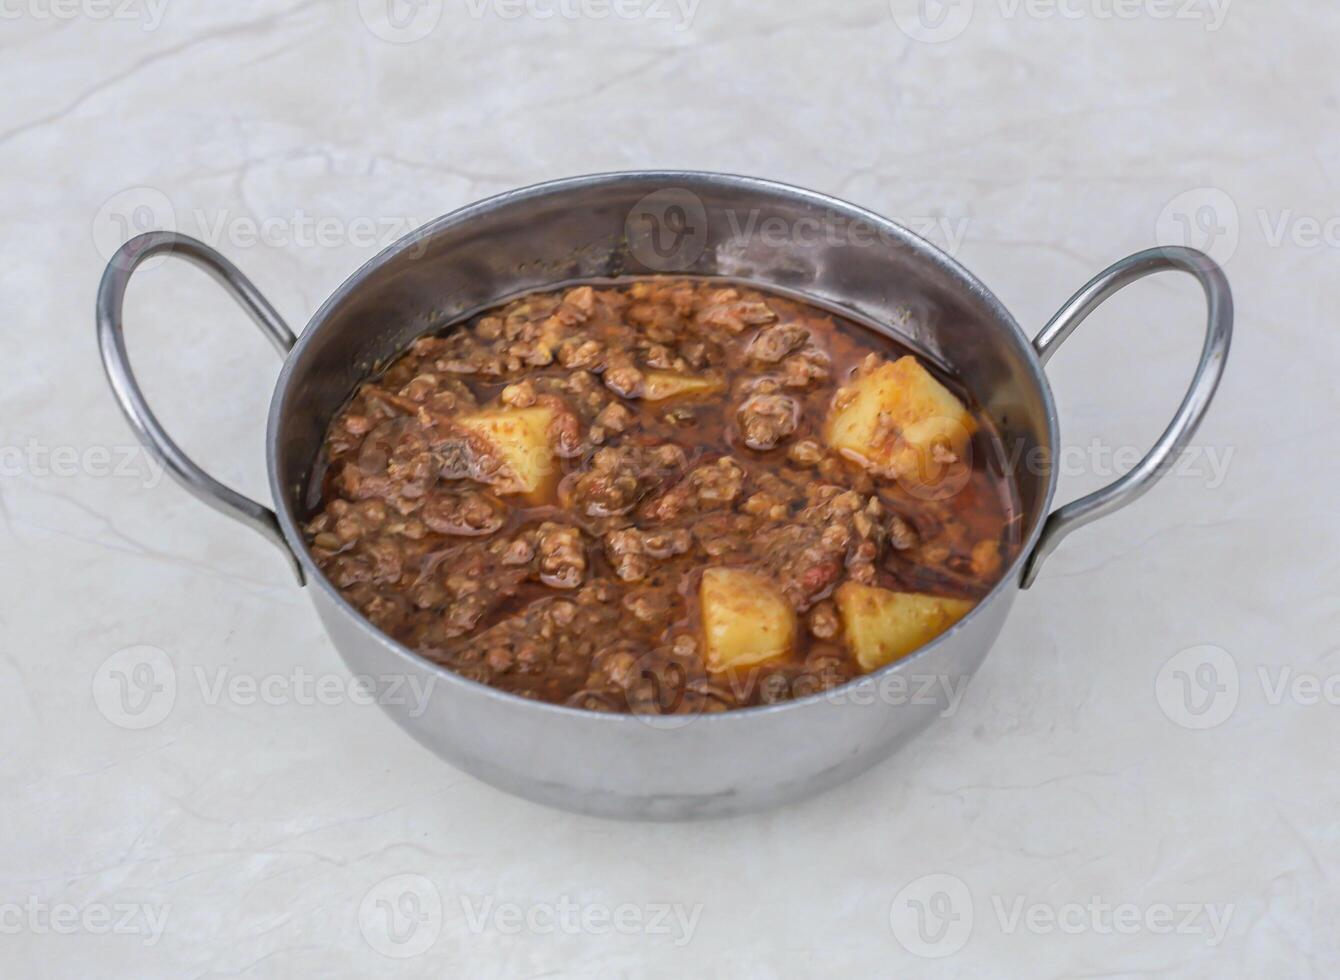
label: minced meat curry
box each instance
[304,278,1020,714]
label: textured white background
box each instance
[3,0,1336,976]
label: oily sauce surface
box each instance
[304,278,1020,713]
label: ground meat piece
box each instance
[406,542,532,641]
[685,512,761,561]
[359,591,412,635]
[501,532,537,566]
[500,379,537,407]
[791,645,857,697]
[424,382,479,416]
[748,322,810,363]
[432,331,506,376]
[513,333,559,369]
[809,601,840,640]
[342,413,374,437]
[889,514,919,551]
[558,336,606,370]
[591,643,643,691]
[311,531,343,552]
[788,439,825,468]
[690,457,746,506]
[742,490,789,522]
[697,297,777,334]
[536,522,587,589]
[587,398,634,446]
[780,349,832,388]
[627,300,685,341]
[442,588,623,701]
[539,396,584,459]
[328,552,375,589]
[558,285,595,324]
[643,457,747,521]
[310,498,388,546]
[678,339,709,369]
[586,643,725,715]
[530,370,614,428]
[565,444,687,518]
[737,392,801,450]
[641,342,677,370]
[399,373,440,402]
[605,528,650,583]
[622,587,676,625]
[342,417,434,502]
[757,485,887,610]
[764,527,843,609]
[595,401,634,434]
[421,490,505,537]
[602,352,645,398]
[605,526,693,582]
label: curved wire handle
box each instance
[96,231,305,584]
[1020,246,1233,588]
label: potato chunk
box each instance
[835,582,973,672]
[457,406,557,496]
[825,356,975,483]
[699,568,796,674]
[643,371,724,402]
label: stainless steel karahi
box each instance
[97,172,1232,820]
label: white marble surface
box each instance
[3,0,1336,975]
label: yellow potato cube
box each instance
[825,356,976,483]
[835,582,973,672]
[699,568,796,674]
[642,371,724,402]
[457,406,557,496]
